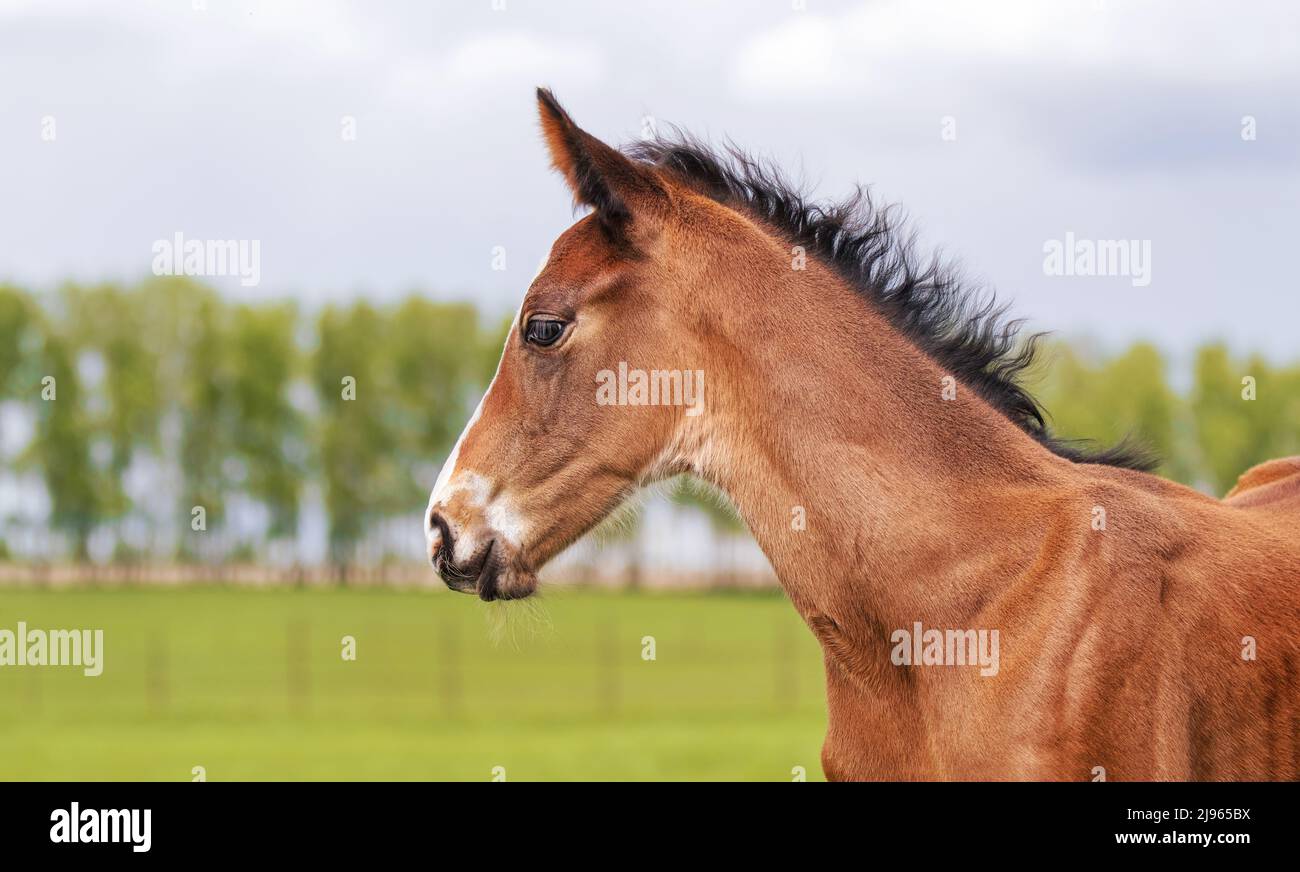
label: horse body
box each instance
[425,89,1300,780]
[818,462,1300,780]
[682,266,1300,780]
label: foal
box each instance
[426,89,1300,781]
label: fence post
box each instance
[437,614,462,719]
[597,613,621,717]
[146,632,170,716]
[287,619,311,716]
[774,615,797,710]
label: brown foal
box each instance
[425,89,1300,781]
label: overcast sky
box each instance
[2,0,1298,357]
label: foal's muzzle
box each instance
[427,511,532,601]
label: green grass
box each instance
[0,586,827,780]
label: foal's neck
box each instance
[689,263,1071,641]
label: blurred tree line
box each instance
[1031,340,1300,493]
[0,280,1296,568]
[0,279,504,567]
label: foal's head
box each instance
[425,89,1152,601]
[425,89,737,600]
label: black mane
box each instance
[626,135,1155,471]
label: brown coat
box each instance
[424,90,1300,780]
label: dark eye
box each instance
[525,318,566,346]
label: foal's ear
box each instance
[536,87,666,236]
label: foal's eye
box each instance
[524,318,566,347]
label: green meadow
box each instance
[0,586,827,781]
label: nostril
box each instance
[427,511,454,564]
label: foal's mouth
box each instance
[434,538,494,599]
[435,539,535,602]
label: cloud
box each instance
[387,32,604,108]
[731,0,1300,100]
[446,32,603,84]
[728,0,1300,173]
[0,0,1296,356]
[732,15,842,99]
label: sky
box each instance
[2,0,1298,357]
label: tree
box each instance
[1033,340,1191,483]
[1192,345,1300,494]
[59,284,165,552]
[227,302,305,540]
[26,323,103,559]
[0,285,38,397]
[177,291,233,559]
[313,301,398,565]
[0,286,40,557]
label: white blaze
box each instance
[427,275,546,555]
